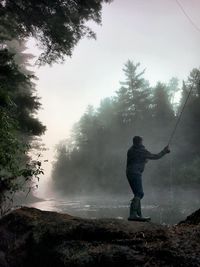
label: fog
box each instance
[25,0,200,224]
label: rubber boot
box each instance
[137,199,151,222]
[128,197,142,221]
[128,197,150,222]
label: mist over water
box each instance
[29,184,200,225]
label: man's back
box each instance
[126,143,168,174]
[126,144,148,174]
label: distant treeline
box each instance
[52,60,200,196]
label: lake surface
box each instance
[27,192,200,225]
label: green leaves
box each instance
[1,0,112,64]
[0,43,45,215]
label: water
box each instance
[26,192,199,225]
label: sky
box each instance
[28,0,200,196]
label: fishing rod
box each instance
[167,73,199,146]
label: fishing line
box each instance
[175,0,200,33]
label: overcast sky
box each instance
[28,0,200,196]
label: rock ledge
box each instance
[0,207,200,267]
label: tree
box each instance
[97,98,115,129]
[115,60,151,127]
[0,0,112,64]
[0,49,44,214]
[0,0,113,211]
[0,40,46,136]
[151,82,174,128]
[167,77,180,113]
[167,68,200,187]
[177,68,200,159]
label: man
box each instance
[126,136,170,222]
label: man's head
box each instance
[133,136,143,146]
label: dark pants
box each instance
[126,172,144,199]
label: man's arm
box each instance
[143,146,170,160]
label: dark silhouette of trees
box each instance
[115,61,151,126]
[0,47,44,214]
[0,0,112,64]
[1,0,111,212]
[172,69,200,184]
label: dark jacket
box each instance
[126,144,166,174]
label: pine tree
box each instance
[2,40,46,137]
[0,49,44,214]
[115,60,151,127]
[152,82,174,128]
[167,77,180,113]
[173,69,200,185]
[178,68,200,157]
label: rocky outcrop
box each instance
[0,207,200,267]
[179,208,200,225]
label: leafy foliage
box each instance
[0,47,46,135]
[0,103,44,216]
[0,0,112,64]
[0,46,45,215]
[0,0,111,213]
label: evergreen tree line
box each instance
[52,60,200,196]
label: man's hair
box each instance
[133,136,143,145]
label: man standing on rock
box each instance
[126,136,170,222]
